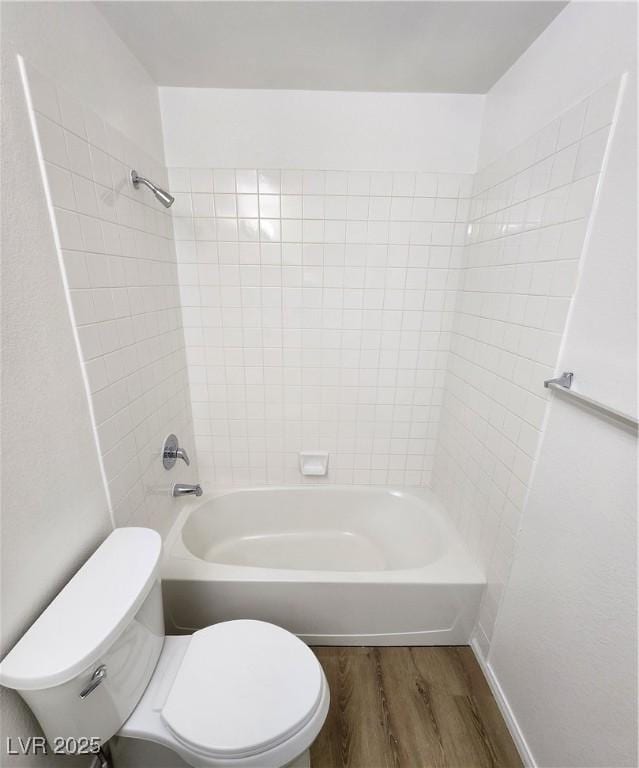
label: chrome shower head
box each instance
[130,169,175,208]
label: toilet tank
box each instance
[0,528,164,752]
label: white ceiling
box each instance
[97,1,567,94]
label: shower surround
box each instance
[22,50,622,655]
[165,76,622,653]
[169,167,472,488]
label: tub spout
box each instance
[172,483,203,497]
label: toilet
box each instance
[0,528,329,767]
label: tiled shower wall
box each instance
[169,168,472,487]
[432,77,621,650]
[23,61,197,535]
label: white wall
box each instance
[160,88,483,172]
[479,1,638,167]
[0,4,169,765]
[468,3,637,766]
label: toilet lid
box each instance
[161,620,324,759]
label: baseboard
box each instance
[470,638,536,768]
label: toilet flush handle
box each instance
[79,664,107,699]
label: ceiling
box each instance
[97,1,568,94]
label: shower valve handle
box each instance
[162,434,190,469]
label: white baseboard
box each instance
[470,638,536,768]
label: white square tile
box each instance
[213,169,235,193]
[55,208,84,250]
[346,196,369,220]
[239,219,259,242]
[583,79,619,135]
[236,169,258,193]
[63,251,90,288]
[325,171,348,195]
[392,172,416,197]
[260,219,281,242]
[258,170,281,194]
[415,173,438,197]
[281,195,302,219]
[237,194,259,218]
[90,147,113,188]
[214,194,237,217]
[325,195,347,219]
[303,170,326,194]
[574,127,609,180]
[370,172,394,196]
[191,168,214,193]
[191,194,212,217]
[80,216,105,253]
[535,119,559,162]
[195,219,217,241]
[346,171,369,195]
[303,195,325,219]
[84,110,108,152]
[72,174,99,217]
[57,88,86,138]
[549,144,578,189]
[65,132,93,178]
[36,114,68,166]
[46,163,76,209]
[282,170,303,194]
[259,194,281,218]
[557,100,587,150]
[282,219,303,242]
[369,197,391,221]
[390,197,413,221]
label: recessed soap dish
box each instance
[299,452,329,476]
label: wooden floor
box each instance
[310,647,522,768]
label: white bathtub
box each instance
[162,486,484,645]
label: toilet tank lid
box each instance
[0,528,162,691]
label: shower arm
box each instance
[130,169,174,208]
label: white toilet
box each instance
[0,528,329,767]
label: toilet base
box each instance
[111,736,311,768]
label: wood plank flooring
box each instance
[310,647,522,768]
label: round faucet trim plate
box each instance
[163,434,179,469]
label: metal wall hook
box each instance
[544,371,573,389]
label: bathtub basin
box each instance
[162,486,484,645]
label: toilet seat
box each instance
[163,620,324,759]
[119,621,330,768]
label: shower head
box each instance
[130,169,175,208]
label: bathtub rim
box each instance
[162,485,484,585]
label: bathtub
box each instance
[162,486,484,645]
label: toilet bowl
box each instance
[115,622,330,767]
[0,529,329,768]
